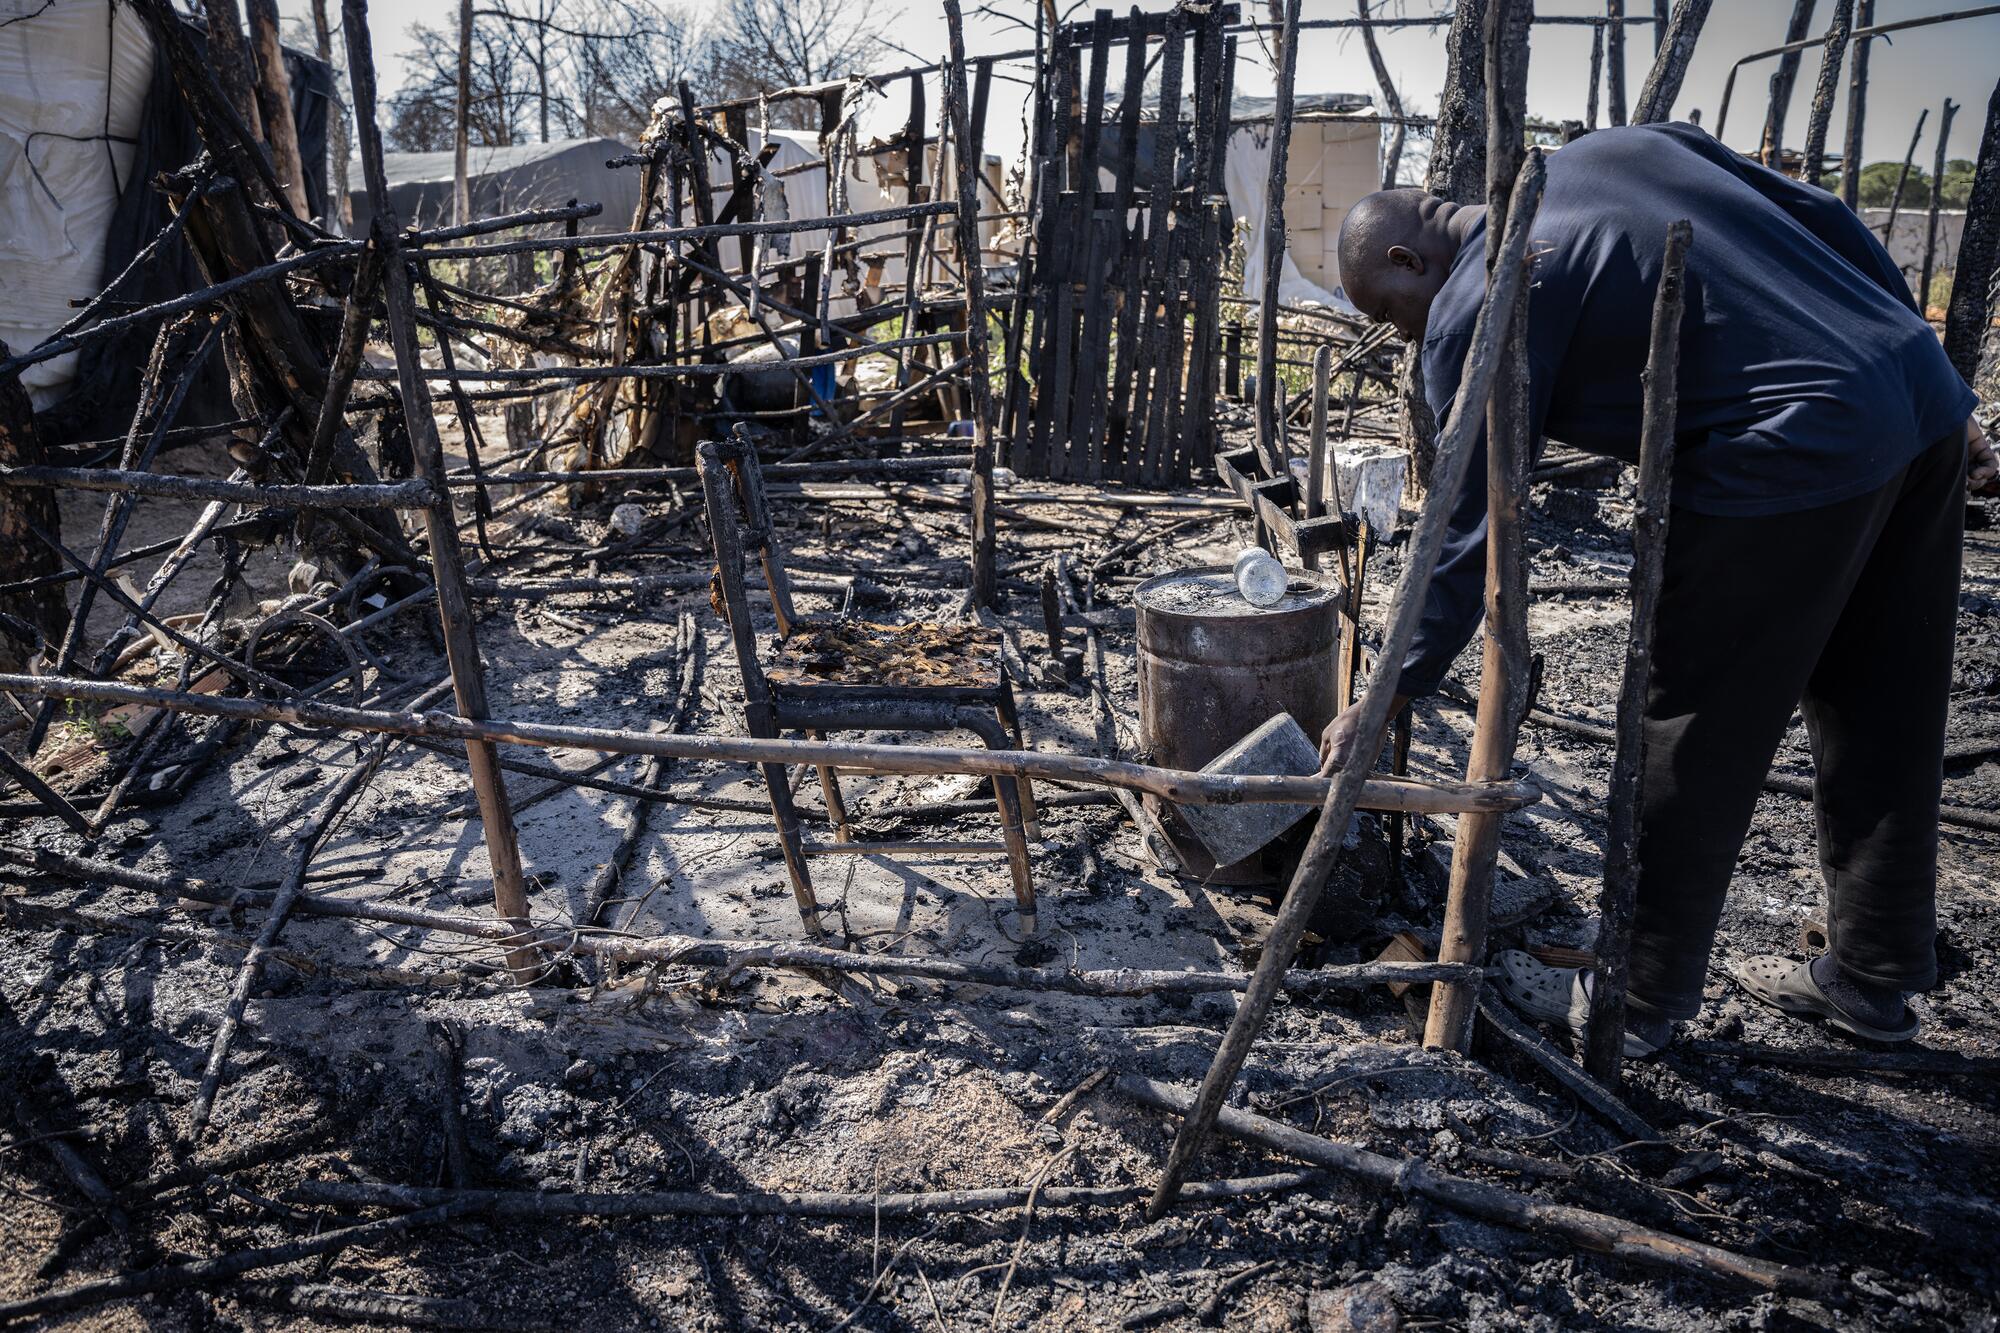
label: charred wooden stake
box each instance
[1424,0,1535,1054]
[580,616,702,935]
[1881,107,1929,245]
[343,0,540,984]
[1121,1076,1839,1300]
[944,0,1000,606]
[1839,0,1875,208]
[1760,0,1819,169]
[1145,152,1547,1221]
[1632,0,1711,125]
[1944,76,2000,384]
[1800,0,1853,190]
[1919,98,1959,315]
[1253,0,1303,485]
[1583,219,1690,1085]
[244,0,309,216]
[188,727,398,1135]
[1605,0,1627,126]
[1357,0,1406,186]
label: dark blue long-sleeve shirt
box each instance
[1398,122,1976,699]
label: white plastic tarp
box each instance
[0,0,156,407]
[1223,122,1355,315]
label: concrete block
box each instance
[1173,712,1321,866]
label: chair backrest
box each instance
[697,433,799,713]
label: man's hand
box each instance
[1318,694,1408,774]
[1970,416,1998,498]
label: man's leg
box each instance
[1800,431,1963,994]
[1625,483,1901,1019]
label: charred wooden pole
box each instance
[1404,0,1487,492]
[188,727,400,1134]
[1357,0,1405,190]
[0,350,64,669]
[1424,0,1534,1054]
[1604,0,1626,126]
[245,0,310,216]
[309,0,353,231]
[1945,77,2000,385]
[1144,150,1547,1220]
[944,0,999,607]
[199,0,263,136]
[1254,0,1304,486]
[453,0,473,227]
[1122,1078,1840,1300]
[1631,0,1711,124]
[1839,0,1874,208]
[1882,107,1929,244]
[0,670,1546,819]
[343,0,540,984]
[1761,0,1818,168]
[1581,219,1690,1085]
[1799,0,1853,190]
[1585,21,1604,129]
[1920,98,1960,317]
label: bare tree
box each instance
[704,0,890,125]
[389,0,700,153]
[388,19,530,151]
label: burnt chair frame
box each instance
[696,435,1040,938]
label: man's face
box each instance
[1347,244,1448,342]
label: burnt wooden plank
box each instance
[1100,7,1151,477]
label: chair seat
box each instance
[767,618,1003,692]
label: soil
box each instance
[2,413,1997,1331]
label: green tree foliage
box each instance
[1823,160,1978,209]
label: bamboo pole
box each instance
[1423,0,1535,1055]
[343,0,539,984]
[1581,219,1690,1085]
[1144,150,1548,1222]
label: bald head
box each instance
[1337,188,1480,341]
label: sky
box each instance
[283,0,2000,171]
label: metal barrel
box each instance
[1133,565,1342,881]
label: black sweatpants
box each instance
[1626,428,1965,1019]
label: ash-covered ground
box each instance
[2,423,1996,1331]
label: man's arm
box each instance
[1650,122,1918,314]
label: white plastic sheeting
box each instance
[1224,117,1381,317]
[1225,123,1345,311]
[0,0,156,407]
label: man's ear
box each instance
[1387,244,1426,276]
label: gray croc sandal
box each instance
[1495,950,1666,1058]
[1731,954,1920,1043]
